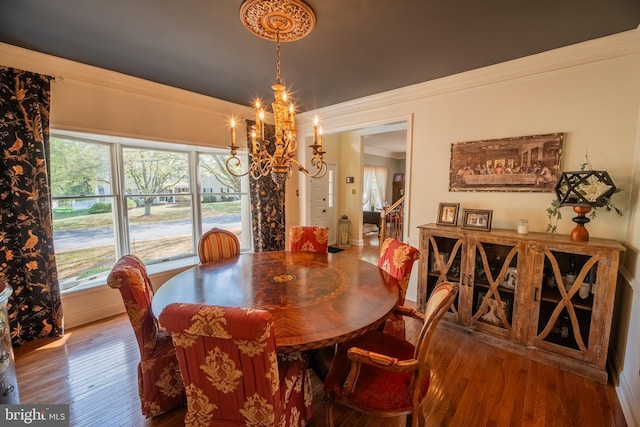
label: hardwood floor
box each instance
[14,232,627,426]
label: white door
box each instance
[310,163,337,245]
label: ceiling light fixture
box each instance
[227,0,326,187]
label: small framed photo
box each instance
[501,267,517,289]
[437,203,459,226]
[461,209,493,231]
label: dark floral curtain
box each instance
[0,66,63,346]
[246,120,286,252]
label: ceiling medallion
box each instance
[228,0,326,187]
[239,0,316,42]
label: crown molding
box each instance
[0,42,253,117]
[316,27,640,120]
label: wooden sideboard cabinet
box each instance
[417,223,624,383]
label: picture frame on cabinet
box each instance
[501,267,517,289]
[437,202,459,226]
[461,209,493,231]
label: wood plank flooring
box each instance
[14,233,627,426]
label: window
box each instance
[198,153,248,248]
[123,147,193,262]
[50,132,251,292]
[51,137,116,289]
[363,166,387,211]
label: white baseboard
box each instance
[617,370,640,427]
[61,284,125,329]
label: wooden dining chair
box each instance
[197,227,240,264]
[377,238,421,338]
[107,255,186,418]
[289,225,329,252]
[323,282,459,427]
[159,303,313,427]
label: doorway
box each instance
[309,163,337,245]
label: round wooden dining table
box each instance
[152,251,399,352]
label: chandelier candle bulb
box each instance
[319,127,323,147]
[259,108,265,140]
[230,118,236,147]
[289,104,295,127]
[255,100,261,135]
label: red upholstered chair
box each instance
[289,226,329,253]
[159,303,313,427]
[377,238,421,337]
[323,282,459,427]
[198,227,240,264]
[107,255,185,418]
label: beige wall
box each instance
[306,29,640,426]
[2,28,639,425]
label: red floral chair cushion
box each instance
[289,226,329,253]
[323,282,459,427]
[159,303,313,427]
[107,255,185,417]
[198,228,241,264]
[377,238,421,337]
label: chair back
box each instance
[159,303,312,427]
[289,226,329,252]
[107,255,186,417]
[107,254,159,358]
[198,228,240,264]
[377,238,420,304]
[412,282,459,403]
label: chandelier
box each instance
[226,0,327,187]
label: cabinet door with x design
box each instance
[463,233,527,341]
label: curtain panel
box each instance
[246,120,285,252]
[0,66,63,346]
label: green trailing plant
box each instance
[546,158,623,234]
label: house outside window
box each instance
[50,132,250,292]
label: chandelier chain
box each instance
[276,30,282,85]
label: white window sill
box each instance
[60,256,200,296]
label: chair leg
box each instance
[323,394,335,427]
[406,413,413,427]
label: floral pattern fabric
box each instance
[377,238,420,337]
[159,303,313,427]
[246,120,286,252]
[0,66,64,346]
[289,226,329,253]
[107,255,186,417]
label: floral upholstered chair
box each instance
[198,227,241,264]
[159,303,313,427]
[377,238,421,338]
[107,255,185,417]
[323,282,459,427]
[289,226,329,252]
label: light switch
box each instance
[352,189,356,195]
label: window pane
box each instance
[50,137,111,197]
[127,196,195,262]
[53,197,117,290]
[123,148,189,195]
[199,153,245,246]
[123,148,194,262]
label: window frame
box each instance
[50,130,250,293]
